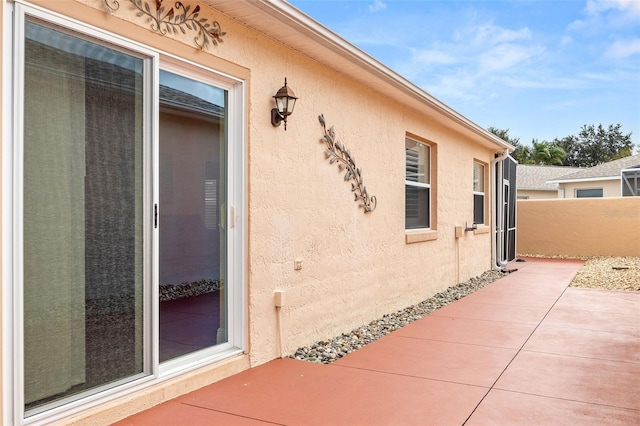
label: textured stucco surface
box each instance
[517,198,640,257]
[5,1,502,424]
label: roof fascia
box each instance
[548,176,621,184]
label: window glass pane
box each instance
[474,193,484,224]
[159,70,228,362]
[576,188,603,198]
[473,162,484,192]
[23,19,144,412]
[405,186,430,229]
[405,139,429,184]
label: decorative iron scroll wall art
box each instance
[318,114,377,213]
[104,0,226,50]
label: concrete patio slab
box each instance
[114,400,277,425]
[466,389,640,426]
[174,358,487,426]
[333,335,518,387]
[494,350,640,410]
[524,324,640,363]
[115,258,640,426]
[543,300,640,336]
[392,315,537,349]
[430,301,549,324]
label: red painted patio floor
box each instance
[116,258,640,425]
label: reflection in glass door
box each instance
[159,70,228,362]
[22,19,145,414]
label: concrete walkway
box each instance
[116,258,640,425]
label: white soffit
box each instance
[204,0,512,151]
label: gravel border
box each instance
[519,254,640,292]
[289,269,506,364]
[290,255,639,364]
[569,256,640,292]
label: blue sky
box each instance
[289,0,640,148]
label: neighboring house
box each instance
[549,154,640,198]
[517,164,582,199]
[0,1,515,424]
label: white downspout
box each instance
[491,149,510,271]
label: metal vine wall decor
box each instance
[318,114,377,213]
[103,0,226,50]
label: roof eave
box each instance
[548,176,621,184]
[204,0,513,152]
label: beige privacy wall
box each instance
[517,198,640,257]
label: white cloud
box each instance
[570,0,640,32]
[618,0,640,15]
[411,48,458,66]
[477,44,545,73]
[585,0,614,15]
[472,24,532,45]
[368,0,386,13]
[581,72,616,81]
[546,99,582,111]
[566,19,587,32]
[424,73,480,103]
[585,0,640,17]
[503,75,587,90]
[393,20,548,103]
[607,38,640,58]
[560,35,573,46]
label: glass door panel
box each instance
[159,70,228,362]
[23,19,145,413]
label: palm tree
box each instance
[531,140,566,165]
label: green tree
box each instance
[531,139,566,165]
[487,127,533,164]
[553,124,634,167]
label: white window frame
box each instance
[473,161,485,225]
[157,55,246,376]
[405,138,431,230]
[3,3,246,424]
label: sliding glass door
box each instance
[12,5,243,422]
[158,70,228,362]
[22,18,146,413]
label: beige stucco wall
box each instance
[559,178,621,198]
[517,198,640,257]
[3,1,504,424]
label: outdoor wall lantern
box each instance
[271,78,298,130]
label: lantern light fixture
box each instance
[271,78,298,130]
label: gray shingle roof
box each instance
[517,165,583,190]
[159,85,223,118]
[551,154,640,182]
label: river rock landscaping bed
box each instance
[159,279,223,302]
[290,269,506,364]
[290,256,640,364]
